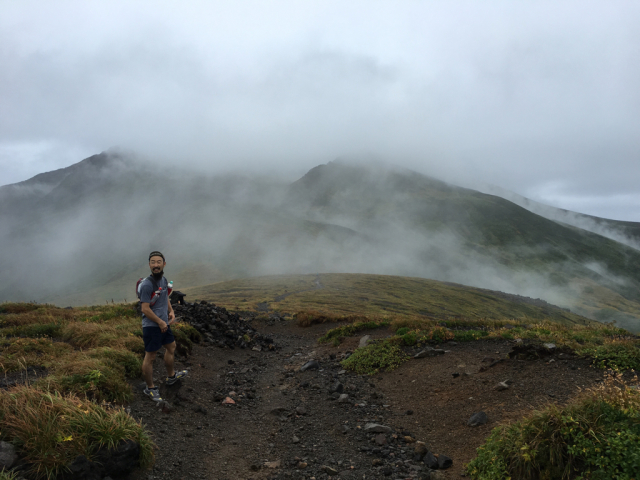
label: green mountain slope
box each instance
[1,153,639,331]
[480,184,640,249]
[283,162,640,329]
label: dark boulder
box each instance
[437,454,453,469]
[62,440,140,480]
[468,411,488,427]
[423,451,439,469]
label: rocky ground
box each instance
[127,313,606,480]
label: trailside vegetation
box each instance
[0,302,197,401]
[341,341,409,375]
[466,373,640,479]
[0,302,166,478]
[320,314,639,372]
[0,387,154,480]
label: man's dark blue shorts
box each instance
[143,326,175,352]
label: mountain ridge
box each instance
[479,183,640,250]
[2,151,639,331]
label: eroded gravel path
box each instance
[128,319,605,480]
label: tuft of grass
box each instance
[0,386,154,480]
[45,354,134,403]
[0,470,19,480]
[171,322,202,356]
[341,340,409,375]
[89,347,143,378]
[1,322,64,338]
[80,304,139,323]
[0,338,74,373]
[466,373,640,479]
[318,320,390,346]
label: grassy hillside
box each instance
[183,273,596,326]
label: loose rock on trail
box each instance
[127,304,607,480]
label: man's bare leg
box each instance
[164,341,176,378]
[142,351,157,388]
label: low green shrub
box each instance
[577,343,640,371]
[53,366,132,403]
[395,327,409,336]
[466,374,640,479]
[82,304,139,322]
[401,331,417,346]
[43,349,138,403]
[89,347,143,378]
[423,326,451,343]
[341,340,409,375]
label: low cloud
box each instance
[1,1,640,220]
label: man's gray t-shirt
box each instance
[139,276,169,328]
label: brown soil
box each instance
[127,319,605,480]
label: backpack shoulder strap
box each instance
[147,275,160,292]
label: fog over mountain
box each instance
[2,1,640,222]
[478,185,640,251]
[2,151,640,332]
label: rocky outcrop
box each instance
[172,300,276,351]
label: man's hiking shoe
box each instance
[166,370,188,385]
[143,386,162,402]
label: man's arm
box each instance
[141,302,168,332]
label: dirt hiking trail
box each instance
[128,317,604,480]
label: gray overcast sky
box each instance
[1,0,639,220]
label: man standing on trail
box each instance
[140,251,187,402]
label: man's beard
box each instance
[152,269,164,280]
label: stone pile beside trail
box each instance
[171,300,276,351]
